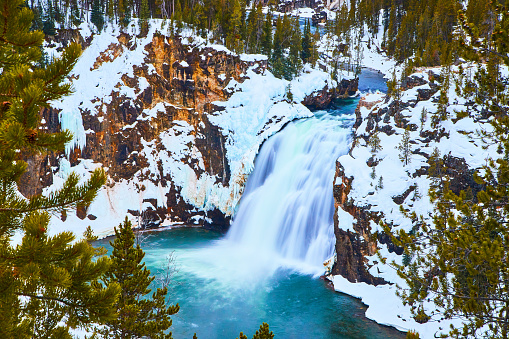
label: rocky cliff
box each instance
[330,67,491,285]
[21,24,357,237]
[23,32,245,229]
[328,64,496,332]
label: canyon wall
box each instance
[21,25,357,236]
[331,69,488,285]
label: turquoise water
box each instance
[94,68,399,338]
[96,228,404,339]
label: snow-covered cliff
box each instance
[20,21,355,240]
[330,61,503,336]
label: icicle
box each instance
[59,109,86,157]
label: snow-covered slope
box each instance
[330,59,502,336]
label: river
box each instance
[96,68,402,338]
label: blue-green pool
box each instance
[96,228,404,339]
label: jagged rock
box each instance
[366,156,379,167]
[302,78,359,110]
[76,204,87,220]
[332,71,487,289]
[401,75,427,90]
[127,209,140,216]
[353,95,384,130]
[417,87,436,102]
[377,232,404,255]
[392,185,416,205]
[21,30,251,231]
[53,28,93,50]
[419,127,449,143]
[428,70,442,83]
[412,166,429,178]
[379,124,395,135]
[366,116,375,132]
[331,162,387,286]
[443,155,484,197]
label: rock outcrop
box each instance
[22,31,253,230]
[331,68,489,285]
[21,27,358,234]
[331,161,387,285]
[302,78,359,110]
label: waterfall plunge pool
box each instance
[95,68,403,338]
[96,227,404,339]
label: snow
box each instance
[291,64,335,102]
[239,53,268,62]
[208,66,326,213]
[332,59,503,335]
[291,7,316,18]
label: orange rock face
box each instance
[20,31,258,230]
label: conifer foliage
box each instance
[99,217,179,339]
[91,0,105,32]
[0,0,119,337]
[237,322,274,339]
[397,127,411,166]
[383,6,509,338]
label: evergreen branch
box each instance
[0,169,106,214]
[0,36,42,49]
[15,292,81,308]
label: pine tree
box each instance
[0,1,119,337]
[368,131,382,154]
[412,184,421,201]
[237,323,274,339]
[427,147,445,196]
[225,0,243,53]
[270,16,284,79]
[42,0,56,36]
[99,217,179,339]
[106,0,115,24]
[245,1,259,53]
[140,0,150,33]
[252,323,274,339]
[310,29,320,66]
[70,0,81,27]
[120,0,132,28]
[301,19,312,64]
[397,127,412,166]
[436,66,451,123]
[386,0,397,54]
[285,84,293,103]
[30,4,44,32]
[260,12,272,57]
[383,7,509,337]
[286,17,302,79]
[419,107,427,132]
[91,0,105,32]
[406,330,420,339]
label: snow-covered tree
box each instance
[397,127,412,166]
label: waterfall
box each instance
[225,112,354,271]
[178,106,358,286]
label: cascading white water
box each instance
[173,107,357,287]
[225,112,354,271]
